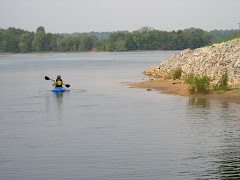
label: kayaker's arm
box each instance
[45,76,70,88]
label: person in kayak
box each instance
[53,75,63,87]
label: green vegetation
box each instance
[185,72,229,94]
[63,29,239,43]
[185,74,211,94]
[214,71,229,91]
[60,31,128,39]
[0,26,239,53]
[173,67,182,80]
[206,32,240,46]
[207,29,240,43]
[0,26,213,53]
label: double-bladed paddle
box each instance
[45,76,70,88]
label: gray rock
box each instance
[145,39,240,88]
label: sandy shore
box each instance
[128,79,240,104]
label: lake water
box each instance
[0,51,240,180]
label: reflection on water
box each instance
[188,97,210,108]
[216,146,240,179]
[44,91,65,122]
[54,92,64,104]
[185,97,240,179]
[54,92,63,120]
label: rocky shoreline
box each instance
[144,39,240,88]
[128,38,240,104]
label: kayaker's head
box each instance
[57,75,61,79]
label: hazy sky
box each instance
[1,0,239,33]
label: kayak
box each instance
[52,87,66,92]
[52,87,66,93]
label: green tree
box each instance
[36,26,45,33]
[58,36,73,51]
[78,34,94,51]
[208,29,239,42]
[132,31,141,49]
[146,30,161,50]
[18,33,34,52]
[115,40,126,51]
[175,31,185,50]
[106,38,115,51]
[125,33,136,50]
[5,27,25,52]
[95,38,106,51]
[32,27,47,52]
[72,36,80,51]
[0,40,7,52]
[182,29,194,49]
[56,37,65,51]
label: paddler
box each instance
[53,75,63,87]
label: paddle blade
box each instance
[45,76,50,80]
[65,84,70,88]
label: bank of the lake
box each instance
[128,79,240,104]
[145,38,240,88]
[133,38,240,103]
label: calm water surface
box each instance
[0,52,240,180]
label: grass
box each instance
[173,67,182,80]
[185,74,211,94]
[206,32,240,46]
[185,72,229,94]
[214,71,229,91]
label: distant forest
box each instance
[0,26,239,53]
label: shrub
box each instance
[214,71,228,91]
[185,73,195,84]
[185,74,212,94]
[173,67,182,80]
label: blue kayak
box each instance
[52,87,66,93]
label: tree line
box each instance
[208,29,240,42]
[0,26,238,53]
[60,31,128,39]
